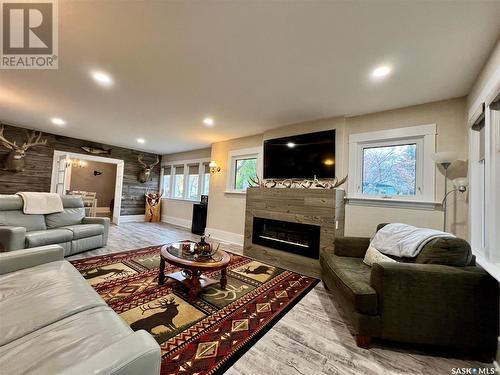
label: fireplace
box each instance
[252,217,320,259]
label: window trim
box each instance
[347,124,437,209]
[160,158,210,202]
[225,147,263,194]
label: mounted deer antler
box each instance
[137,154,160,183]
[0,125,48,172]
[22,130,47,150]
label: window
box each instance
[234,158,257,190]
[202,163,210,196]
[162,166,171,197]
[226,147,262,193]
[173,165,184,199]
[348,124,436,206]
[160,158,210,201]
[362,144,417,196]
[187,164,199,201]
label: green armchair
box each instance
[320,229,499,357]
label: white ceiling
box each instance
[0,1,499,154]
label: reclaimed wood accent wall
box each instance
[0,124,160,215]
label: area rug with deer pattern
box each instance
[70,245,318,375]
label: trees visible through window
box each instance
[362,144,417,196]
[173,165,184,199]
[187,164,199,201]
[234,158,257,191]
[163,166,171,197]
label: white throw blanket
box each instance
[370,223,454,258]
[16,192,64,214]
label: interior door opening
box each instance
[50,151,124,225]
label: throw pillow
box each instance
[363,245,397,267]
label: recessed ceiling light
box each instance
[137,138,145,144]
[51,117,66,126]
[203,117,215,127]
[91,71,113,86]
[287,142,296,148]
[372,65,392,79]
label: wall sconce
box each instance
[209,161,221,174]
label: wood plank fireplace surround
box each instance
[243,187,345,277]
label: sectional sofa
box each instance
[0,244,161,374]
[0,194,109,255]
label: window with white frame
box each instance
[160,158,210,201]
[348,124,436,205]
[202,163,210,196]
[173,165,184,199]
[226,147,262,193]
[469,94,500,272]
[162,166,171,197]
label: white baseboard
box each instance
[96,207,111,213]
[119,214,145,223]
[161,215,191,229]
[204,227,244,246]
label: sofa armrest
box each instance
[65,330,161,375]
[0,245,64,275]
[334,237,370,257]
[370,262,499,348]
[0,226,26,252]
[82,217,110,245]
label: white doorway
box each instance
[50,150,124,225]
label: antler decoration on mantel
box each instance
[0,124,48,172]
[249,175,348,190]
[137,154,160,183]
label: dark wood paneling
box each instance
[0,124,160,215]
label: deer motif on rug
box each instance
[130,297,179,334]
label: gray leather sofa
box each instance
[0,245,161,375]
[0,194,109,256]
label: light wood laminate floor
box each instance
[68,222,487,375]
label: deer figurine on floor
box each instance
[0,125,48,172]
[137,154,160,183]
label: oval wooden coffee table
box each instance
[158,241,231,300]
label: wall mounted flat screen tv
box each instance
[263,129,335,179]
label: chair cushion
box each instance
[61,224,104,240]
[25,228,73,247]
[320,252,378,315]
[0,306,132,375]
[0,260,106,346]
[45,208,85,228]
[0,211,46,232]
[416,237,473,266]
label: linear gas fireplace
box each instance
[252,217,320,259]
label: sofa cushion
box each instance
[0,305,132,375]
[416,237,473,266]
[0,195,23,211]
[45,208,85,228]
[0,260,106,346]
[61,195,85,208]
[320,252,378,315]
[61,224,104,240]
[25,228,73,247]
[0,211,46,232]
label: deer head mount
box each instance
[137,154,160,183]
[0,125,48,173]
